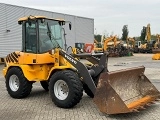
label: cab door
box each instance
[20,20,37,64]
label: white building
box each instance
[0,3,94,57]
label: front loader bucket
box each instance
[93,66,160,114]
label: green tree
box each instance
[94,34,102,42]
[140,26,146,43]
[121,25,129,41]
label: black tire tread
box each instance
[6,67,32,98]
[49,70,83,108]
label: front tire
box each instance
[49,70,83,108]
[6,67,32,98]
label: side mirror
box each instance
[69,22,72,30]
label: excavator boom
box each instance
[145,24,151,42]
[103,36,117,51]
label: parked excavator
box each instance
[3,15,160,115]
[152,34,160,60]
[94,36,120,56]
[103,35,118,51]
[139,24,154,53]
[93,37,119,56]
[75,42,85,53]
[102,35,120,57]
[127,37,135,48]
[152,34,160,52]
[94,39,103,53]
[103,36,133,57]
[127,37,138,53]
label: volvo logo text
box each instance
[65,54,77,64]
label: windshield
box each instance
[38,19,64,53]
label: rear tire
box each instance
[49,70,83,108]
[6,67,32,98]
[40,81,49,91]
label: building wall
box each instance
[0,3,94,57]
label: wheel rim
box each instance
[54,80,69,100]
[9,74,20,92]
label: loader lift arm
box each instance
[60,49,160,114]
[59,50,108,94]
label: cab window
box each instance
[38,19,64,53]
[25,21,37,53]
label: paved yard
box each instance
[0,53,160,120]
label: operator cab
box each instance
[18,16,70,54]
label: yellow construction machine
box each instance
[3,16,160,115]
[152,34,160,60]
[127,37,138,53]
[94,36,121,56]
[93,39,103,53]
[139,24,153,53]
[103,36,131,57]
[153,34,160,49]
[94,36,118,53]
[127,37,135,48]
[103,35,118,51]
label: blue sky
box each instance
[1,0,160,37]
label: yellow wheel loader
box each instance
[3,15,160,114]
